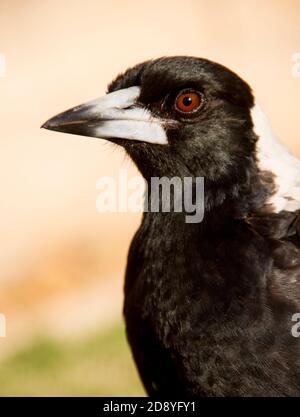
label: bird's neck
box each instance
[142,173,269,231]
[125,207,269,324]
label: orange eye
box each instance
[175,91,202,113]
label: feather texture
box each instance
[251,104,300,212]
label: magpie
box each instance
[42,57,300,397]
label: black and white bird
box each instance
[43,57,300,397]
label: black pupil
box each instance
[182,96,192,107]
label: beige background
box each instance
[0,0,300,357]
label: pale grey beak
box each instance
[42,86,168,145]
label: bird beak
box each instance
[41,86,168,145]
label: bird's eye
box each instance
[175,90,202,114]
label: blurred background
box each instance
[0,0,299,396]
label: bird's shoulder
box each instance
[246,209,300,241]
[246,209,300,303]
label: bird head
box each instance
[42,57,271,215]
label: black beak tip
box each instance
[41,117,61,132]
[41,115,58,130]
[40,113,87,136]
[41,110,81,133]
[41,121,50,130]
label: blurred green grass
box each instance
[0,322,145,396]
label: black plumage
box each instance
[43,56,300,396]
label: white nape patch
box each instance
[251,104,300,213]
